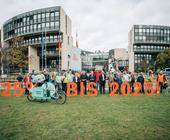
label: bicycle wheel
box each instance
[56,90,67,104]
[27,93,34,102]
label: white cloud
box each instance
[0,0,169,51]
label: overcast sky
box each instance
[0,0,170,51]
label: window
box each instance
[55,12,59,16]
[46,22,50,27]
[27,26,29,32]
[51,22,55,27]
[38,24,41,29]
[50,35,53,42]
[139,28,142,33]
[139,36,142,40]
[143,28,146,33]
[146,28,149,33]
[135,28,138,33]
[34,24,37,30]
[30,25,33,31]
[143,36,146,41]
[34,15,37,20]
[154,29,157,33]
[50,12,55,17]
[56,21,59,27]
[38,14,41,19]
[46,13,50,17]
[42,23,45,28]
[42,13,45,18]
[23,17,26,22]
[23,26,26,33]
[135,36,138,41]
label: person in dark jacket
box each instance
[73,72,80,94]
[88,71,96,82]
[137,72,145,93]
[17,73,23,82]
[88,71,96,90]
[114,73,123,94]
[130,73,136,93]
[80,71,88,95]
[99,71,106,94]
[43,70,50,82]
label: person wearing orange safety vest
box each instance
[157,70,167,93]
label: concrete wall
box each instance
[128,52,134,72]
[60,7,73,70]
[28,46,40,73]
[128,26,135,72]
[114,48,127,60]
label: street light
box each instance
[44,28,47,69]
[154,61,156,73]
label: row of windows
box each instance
[134,45,169,52]
[37,47,61,56]
[118,60,129,66]
[134,35,170,43]
[4,22,59,39]
[4,17,59,32]
[21,35,63,45]
[134,28,170,34]
[4,11,59,31]
[134,54,152,64]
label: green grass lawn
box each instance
[0,92,170,140]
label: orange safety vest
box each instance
[158,74,164,83]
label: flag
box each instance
[57,32,62,49]
[57,42,62,49]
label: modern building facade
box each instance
[108,48,128,71]
[81,50,109,71]
[128,25,170,72]
[1,6,73,73]
[81,50,94,70]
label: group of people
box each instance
[17,68,169,95]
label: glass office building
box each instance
[128,25,170,72]
[2,6,73,73]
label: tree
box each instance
[156,49,170,69]
[3,36,28,73]
[140,57,149,73]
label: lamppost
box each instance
[44,28,47,69]
[41,32,44,71]
[41,28,47,71]
[0,47,4,75]
[154,61,156,73]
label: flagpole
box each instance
[41,32,44,71]
[59,32,61,73]
[44,28,47,69]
